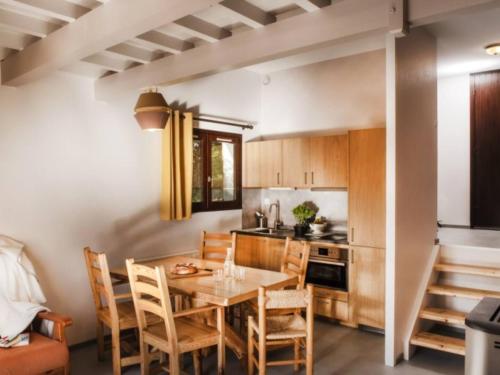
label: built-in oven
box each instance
[305,245,349,291]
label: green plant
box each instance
[292,203,316,225]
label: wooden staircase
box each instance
[409,249,500,357]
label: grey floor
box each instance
[70,320,464,375]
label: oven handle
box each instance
[309,259,347,267]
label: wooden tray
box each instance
[168,269,213,279]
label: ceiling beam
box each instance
[0,0,90,22]
[135,31,194,54]
[174,15,231,43]
[0,8,59,37]
[106,43,164,64]
[294,0,332,12]
[0,29,37,50]
[96,0,500,101]
[0,46,14,60]
[83,52,135,72]
[219,0,276,28]
[0,0,222,86]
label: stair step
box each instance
[419,307,466,325]
[411,332,465,356]
[427,284,500,300]
[435,263,500,278]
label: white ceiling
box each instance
[426,6,500,77]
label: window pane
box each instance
[211,140,235,202]
[192,138,203,203]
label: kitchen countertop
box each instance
[232,228,349,246]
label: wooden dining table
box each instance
[110,255,298,359]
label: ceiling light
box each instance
[485,43,500,56]
[134,89,170,131]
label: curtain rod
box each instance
[183,114,255,130]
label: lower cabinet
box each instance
[235,234,285,271]
[313,287,349,321]
[351,246,385,329]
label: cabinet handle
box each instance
[350,248,354,264]
[304,172,307,185]
[277,172,280,185]
[311,171,314,185]
[351,228,354,243]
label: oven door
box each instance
[305,258,348,291]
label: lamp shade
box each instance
[134,91,170,131]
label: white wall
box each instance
[0,69,261,344]
[385,28,438,366]
[260,49,386,137]
[437,74,470,226]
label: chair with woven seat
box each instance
[199,231,236,262]
[247,284,314,375]
[84,247,157,375]
[0,311,72,375]
[126,258,225,375]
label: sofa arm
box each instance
[36,312,73,344]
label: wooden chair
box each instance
[199,231,236,262]
[84,247,151,375]
[126,258,225,375]
[242,238,311,329]
[0,311,72,375]
[248,284,314,375]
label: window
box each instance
[192,129,242,212]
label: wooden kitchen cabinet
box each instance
[348,128,386,248]
[234,234,285,271]
[310,135,348,188]
[259,140,283,188]
[243,142,261,188]
[282,137,310,188]
[351,245,385,329]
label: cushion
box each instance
[0,332,69,375]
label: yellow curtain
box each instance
[160,111,193,221]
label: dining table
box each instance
[110,255,298,359]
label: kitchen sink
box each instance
[250,228,293,236]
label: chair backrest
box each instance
[126,259,178,348]
[199,231,236,262]
[257,284,314,342]
[83,247,119,323]
[280,238,311,289]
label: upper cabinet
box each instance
[310,135,348,188]
[348,128,386,248]
[244,135,348,189]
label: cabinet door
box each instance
[310,135,348,188]
[351,246,385,329]
[235,235,285,271]
[348,128,386,248]
[260,140,283,188]
[282,137,310,188]
[243,142,261,188]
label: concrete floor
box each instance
[70,320,464,375]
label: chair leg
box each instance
[192,350,202,375]
[64,362,70,375]
[306,334,313,375]
[294,338,300,372]
[247,321,254,375]
[140,342,150,375]
[111,328,121,375]
[169,353,180,375]
[217,307,225,375]
[96,321,105,361]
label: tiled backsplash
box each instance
[242,188,348,231]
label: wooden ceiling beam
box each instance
[174,15,231,43]
[0,8,59,37]
[219,0,276,28]
[106,43,164,64]
[135,31,194,54]
[0,0,90,22]
[0,46,14,60]
[294,0,331,12]
[1,0,221,86]
[83,52,135,72]
[0,29,37,50]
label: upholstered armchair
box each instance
[0,311,72,375]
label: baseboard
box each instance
[69,338,97,351]
[439,224,471,229]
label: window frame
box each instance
[192,128,242,213]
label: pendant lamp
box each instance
[134,89,170,131]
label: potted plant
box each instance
[292,202,317,237]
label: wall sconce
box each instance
[134,89,170,131]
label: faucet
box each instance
[269,200,283,229]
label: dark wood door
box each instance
[471,70,500,229]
